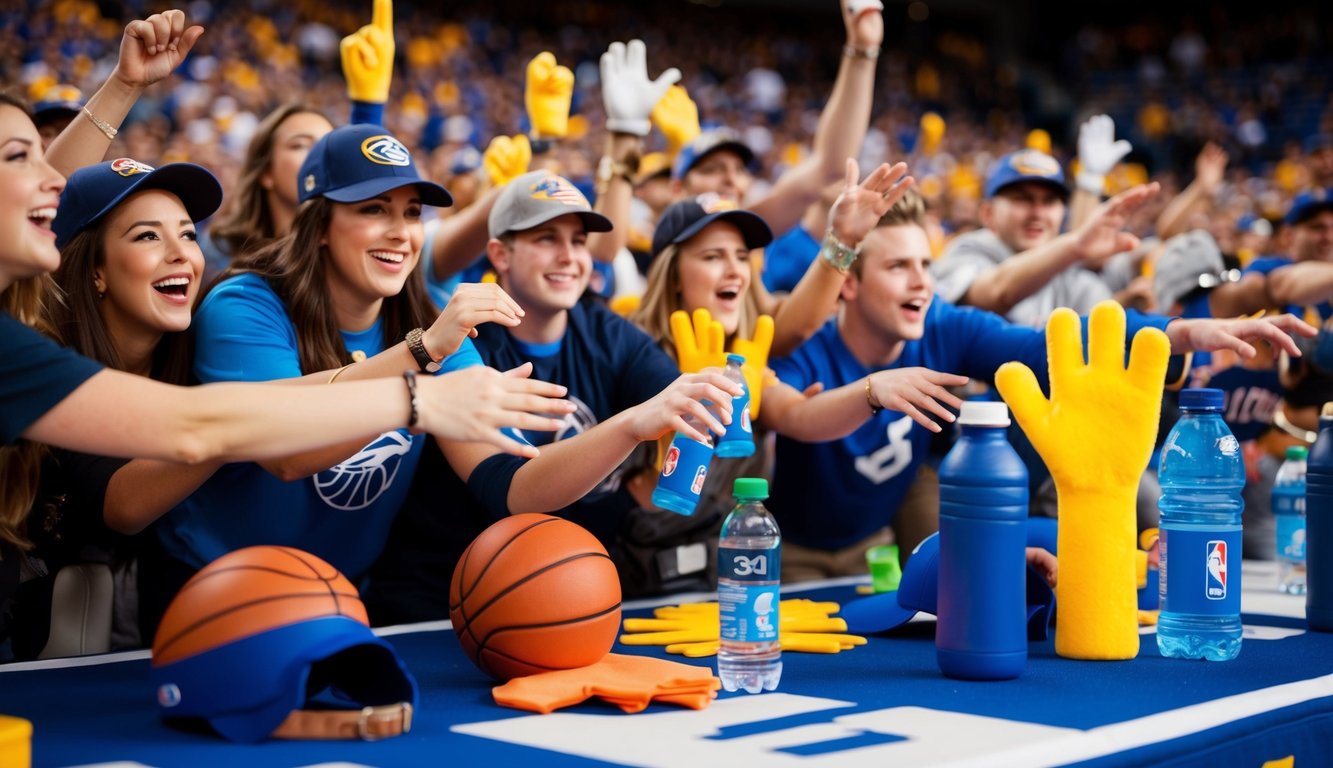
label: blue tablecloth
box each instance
[1,562,1330,768]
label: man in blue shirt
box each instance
[758,190,1313,580]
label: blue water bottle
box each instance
[1157,388,1244,660]
[718,477,782,693]
[714,354,755,458]
[1307,403,1333,631]
[652,413,715,516]
[1273,446,1307,595]
[936,401,1029,680]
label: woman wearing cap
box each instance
[0,97,573,658]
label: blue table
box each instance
[2,561,1330,768]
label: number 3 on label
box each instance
[732,554,768,576]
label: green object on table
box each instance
[866,544,901,592]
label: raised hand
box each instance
[670,308,727,374]
[651,85,701,157]
[1193,141,1229,194]
[1165,312,1315,360]
[483,134,532,187]
[994,301,1169,660]
[1076,114,1132,195]
[625,371,740,444]
[340,0,395,104]
[828,158,915,251]
[417,365,573,458]
[1074,182,1160,270]
[113,9,204,91]
[867,367,967,432]
[426,282,525,359]
[601,40,681,137]
[525,52,575,139]
[843,0,885,49]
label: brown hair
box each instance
[631,238,762,360]
[220,197,439,373]
[848,188,928,278]
[208,103,330,259]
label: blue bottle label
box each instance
[719,546,780,644]
[1276,514,1307,562]
[658,435,712,499]
[1160,527,1242,613]
[719,546,780,583]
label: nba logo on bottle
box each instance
[1205,540,1227,600]
[662,446,680,477]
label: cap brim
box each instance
[990,178,1070,201]
[674,140,756,179]
[322,177,454,208]
[841,590,921,634]
[1287,201,1333,227]
[57,163,224,250]
[500,209,614,235]
[667,209,773,252]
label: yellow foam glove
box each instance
[918,112,945,155]
[609,294,641,317]
[340,0,395,104]
[620,599,866,657]
[994,301,1169,660]
[483,134,532,187]
[525,51,574,140]
[652,84,701,158]
[670,308,727,374]
[729,314,774,419]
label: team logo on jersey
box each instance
[110,157,154,177]
[360,135,412,166]
[530,174,590,207]
[313,430,413,511]
[1206,540,1227,600]
[1007,149,1061,178]
[854,414,915,485]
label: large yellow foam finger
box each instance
[1126,326,1171,393]
[1045,307,1085,391]
[1087,300,1128,372]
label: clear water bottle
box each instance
[1157,388,1244,661]
[651,412,715,516]
[1307,403,1333,632]
[1273,445,1308,595]
[717,477,781,693]
[714,354,755,458]
[936,401,1028,680]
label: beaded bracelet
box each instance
[82,106,118,140]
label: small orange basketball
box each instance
[152,546,367,667]
[450,513,621,680]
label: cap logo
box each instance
[360,135,412,167]
[304,174,316,193]
[1008,150,1061,178]
[110,158,155,177]
[530,175,589,207]
[695,192,737,214]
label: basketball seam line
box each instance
[477,600,622,648]
[455,550,614,640]
[154,592,358,660]
[451,517,562,638]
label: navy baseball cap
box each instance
[651,194,773,257]
[672,128,756,180]
[32,84,84,125]
[297,124,452,207]
[1304,134,1333,155]
[53,158,223,250]
[1285,188,1333,227]
[984,149,1069,200]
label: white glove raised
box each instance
[1077,114,1132,195]
[601,39,681,137]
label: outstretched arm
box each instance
[760,367,966,442]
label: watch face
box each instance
[425,360,442,373]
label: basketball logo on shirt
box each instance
[313,430,413,511]
[537,395,621,496]
[853,414,914,485]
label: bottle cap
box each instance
[1287,446,1309,460]
[726,353,745,366]
[957,401,1009,427]
[733,477,768,500]
[1178,387,1224,410]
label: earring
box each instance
[95,281,106,299]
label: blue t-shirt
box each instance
[158,273,481,578]
[761,225,818,293]
[0,313,104,445]
[768,299,1172,550]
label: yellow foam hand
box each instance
[652,84,701,157]
[525,51,574,139]
[340,0,395,103]
[619,599,865,657]
[994,301,1169,660]
[670,308,726,374]
[729,314,775,418]
[482,134,532,187]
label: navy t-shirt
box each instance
[0,312,104,445]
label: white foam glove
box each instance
[1077,114,1132,195]
[601,39,680,137]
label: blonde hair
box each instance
[631,238,762,359]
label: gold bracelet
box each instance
[81,106,118,141]
[865,376,883,415]
[843,44,881,61]
[328,363,354,384]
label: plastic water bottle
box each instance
[651,412,715,516]
[714,354,755,458]
[717,477,781,693]
[935,401,1028,680]
[1307,403,1333,631]
[1273,445,1307,595]
[1157,388,1244,661]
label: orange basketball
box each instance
[450,513,621,680]
[152,546,367,667]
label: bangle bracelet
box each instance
[843,44,881,60]
[865,376,883,415]
[820,229,862,273]
[403,370,420,429]
[82,106,118,141]
[327,363,354,384]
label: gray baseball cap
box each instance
[488,171,613,238]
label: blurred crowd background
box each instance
[3,0,1332,245]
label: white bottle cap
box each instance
[957,401,1010,427]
